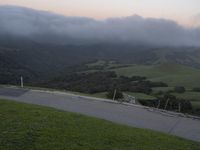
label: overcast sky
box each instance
[0,0,200,27]
[0,5,199,47]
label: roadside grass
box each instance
[69,91,108,99]
[27,86,109,99]
[125,92,156,100]
[0,99,200,150]
[0,84,109,100]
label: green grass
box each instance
[0,99,200,150]
[125,92,156,100]
[152,87,174,93]
[113,62,200,88]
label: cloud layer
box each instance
[0,5,200,47]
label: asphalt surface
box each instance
[0,87,200,142]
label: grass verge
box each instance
[0,99,199,150]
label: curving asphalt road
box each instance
[0,86,200,142]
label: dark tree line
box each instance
[40,71,168,94]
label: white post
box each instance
[20,76,24,88]
[178,102,181,112]
[157,99,160,109]
[113,89,117,101]
[164,98,169,110]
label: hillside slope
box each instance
[1,34,200,85]
[113,62,200,88]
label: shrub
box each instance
[174,86,185,93]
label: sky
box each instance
[1,5,200,47]
[0,0,200,27]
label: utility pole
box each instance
[113,89,117,101]
[20,76,24,88]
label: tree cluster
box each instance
[41,71,168,94]
[140,94,193,113]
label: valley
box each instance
[0,3,200,148]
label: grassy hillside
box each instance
[172,92,200,100]
[113,62,200,88]
[0,99,200,150]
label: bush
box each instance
[174,86,185,93]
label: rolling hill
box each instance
[113,62,200,88]
[1,30,200,88]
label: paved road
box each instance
[0,87,200,142]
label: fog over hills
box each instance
[1,5,200,85]
[0,5,200,47]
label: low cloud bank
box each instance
[0,5,200,47]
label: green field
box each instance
[152,87,174,93]
[86,61,200,88]
[113,62,200,88]
[1,99,200,150]
[172,92,200,101]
